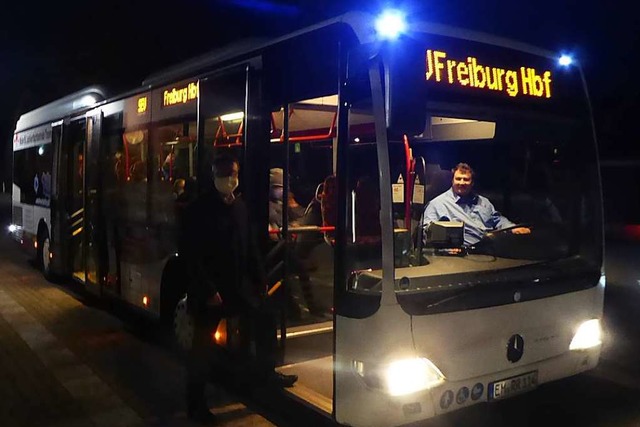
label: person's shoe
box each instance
[268,371,298,388]
[188,407,217,425]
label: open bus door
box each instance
[60,116,101,295]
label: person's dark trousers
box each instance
[186,312,220,416]
[220,295,279,377]
[247,304,279,374]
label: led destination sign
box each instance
[163,81,199,107]
[426,49,552,99]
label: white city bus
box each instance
[9,11,603,426]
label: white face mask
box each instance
[214,176,239,196]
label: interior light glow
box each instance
[220,112,244,121]
[385,357,445,396]
[570,319,602,350]
[558,55,573,66]
[375,10,407,40]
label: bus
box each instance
[9,10,604,426]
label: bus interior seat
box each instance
[414,165,452,245]
[424,165,453,204]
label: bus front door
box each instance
[62,116,101,296]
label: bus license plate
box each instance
[489,371,538,401]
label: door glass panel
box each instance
[67,120,86,280]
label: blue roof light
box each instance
[558,55,573,67]
[375,10,407,40]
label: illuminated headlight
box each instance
[384,358,445,396]
[8,224,18,233]
[570,319,602,350]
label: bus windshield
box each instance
[347,36,602,307]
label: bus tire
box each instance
[37,226,54,282]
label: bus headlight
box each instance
[570,319,602,350]
[384,357,445,396]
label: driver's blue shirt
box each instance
[422,188,514,246]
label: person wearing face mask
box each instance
[180,154,297,425]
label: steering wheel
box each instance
[485,223,532,238]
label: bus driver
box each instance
[422,163,531,247]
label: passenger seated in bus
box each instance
[162,151,182,181]
[180,155,297,423]
[421,162,531,247]
[266,168,322,318]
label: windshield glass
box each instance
[347,110,602,297]
[346,39,602,300]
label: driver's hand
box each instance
[511,227,531,235]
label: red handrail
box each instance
[403,135,412,229]
[122,134,130,181]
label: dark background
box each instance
[1,0,637,220]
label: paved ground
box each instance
[0,192,276,427]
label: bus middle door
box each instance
[84,112,105,295]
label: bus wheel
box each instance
[39,232,54,281]
[173,295,194,351]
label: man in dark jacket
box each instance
[181,153,297,424]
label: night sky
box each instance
[2,0,638,187]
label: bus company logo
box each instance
[163,82,199,107]
[426,49,552,99]
[13,126,52,150]
[506,334,525,363]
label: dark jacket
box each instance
[180,190,266,318]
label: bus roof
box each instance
[14,86,107,134]
[142,11,558,88]
[141,11,372,87]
